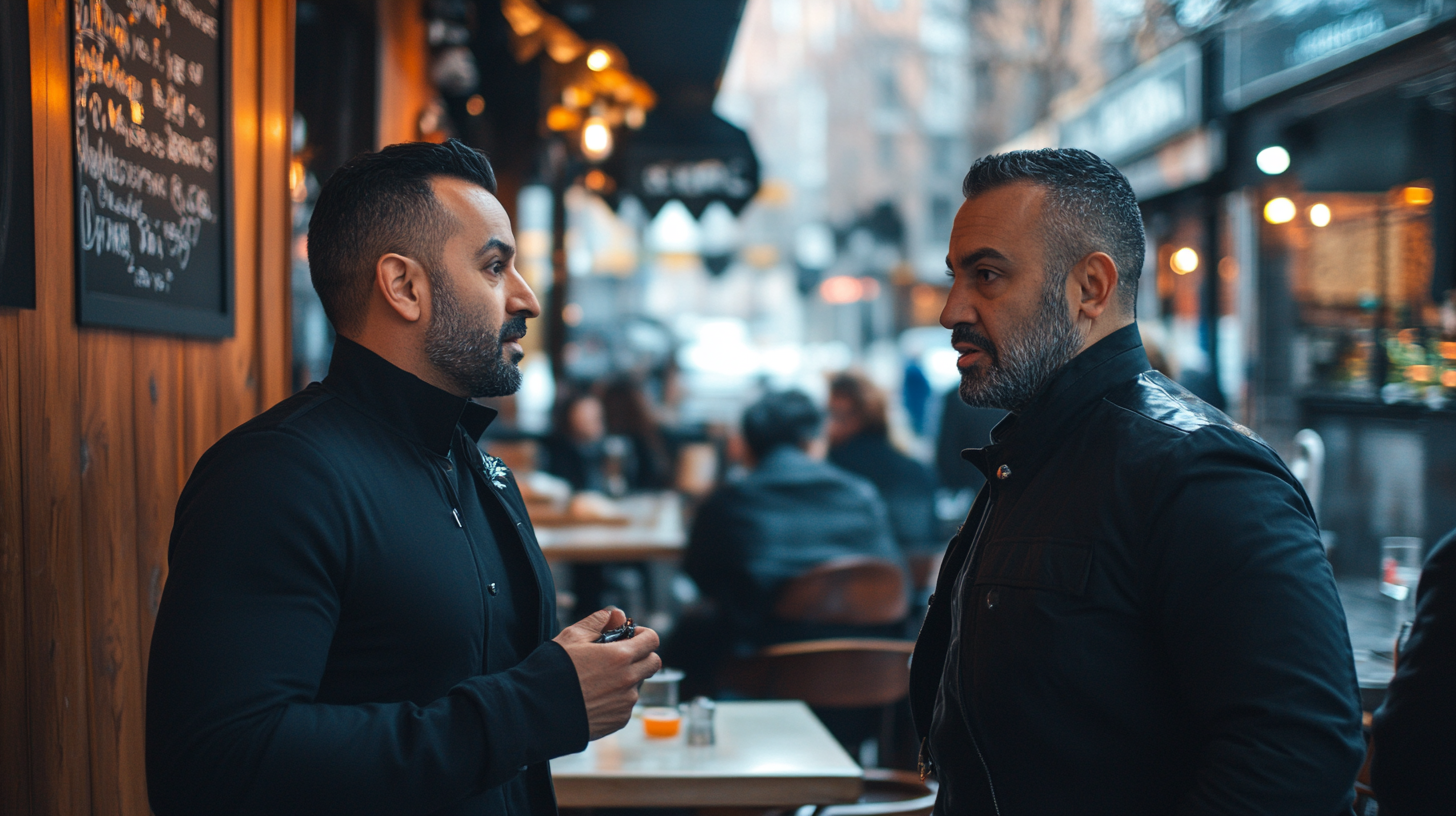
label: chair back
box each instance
[723,639,914,709]
[774,557,908,626]
[815,769,938,816]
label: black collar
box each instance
[322,336,497,456]
[963,322,1149,483]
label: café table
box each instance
[550,700,864,809]
[532,491,686,564]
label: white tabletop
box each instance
[532,492,686,563]
[550,700,864,808]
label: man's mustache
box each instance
[499,316,528,343]
[951,324,998,366]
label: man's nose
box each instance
[507,267,542,318]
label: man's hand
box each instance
[554,608,662,740]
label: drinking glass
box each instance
[1380,537,1423,638]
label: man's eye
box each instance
[976,268,999,282]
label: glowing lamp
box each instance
[1256,146,1290,175]
[1309,203,1331,227]
[581,116,613,161]
[820,275,864,304]
[1264,197,1296,224]
[1171,247,1199,275]
[586,48,612,71]
[1403,186,1434,206]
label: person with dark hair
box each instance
[541,386,609,493]
[826,372,939,558]
[1372,527,1456,814]
[599,375,675,491]
[146,140,661,815]
[911,149,1363,813]
[671,390,905,690]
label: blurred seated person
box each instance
[671,390,906,693]
[1373,527,1456,814]
[540,387,608,493]
[826,372,939,558]
[600,374,674,491]
[933,387,1005,494]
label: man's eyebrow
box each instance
[948,247,1010,270]
[475,237,515,260]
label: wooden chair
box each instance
[721,639,915,708]
[772,556,909,626]
[813,769,938,816]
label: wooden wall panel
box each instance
[20,1,93,813]
[258,0,295,409]
[377,0,429,149]
[0,309,30,816]
[4,0,297,812]
[131,338,184,673]
[77,331,147,816]
[221,0,262,436]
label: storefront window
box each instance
[1261,181,1448,406]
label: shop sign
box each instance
[1060,42,1203,165]
[621,113,760,218]
[1223,0,1455,111]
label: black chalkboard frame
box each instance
[71,0,235,338]
[1,0,36,310]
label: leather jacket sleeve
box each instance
[1148,426,1365,815]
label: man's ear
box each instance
[375,253,430,324]
[1069,251,1120,322]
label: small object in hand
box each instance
[594,617,635,643]
[642,707,682,738]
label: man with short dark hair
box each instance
[911,148,1364,813]
[146,140,661,815]
[674,390,905,687]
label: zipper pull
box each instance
[452,508,462,528]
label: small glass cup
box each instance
[642,707,681,738]
[639,668,683,709]
[685,696,716,746]
[1381,537,1423,638]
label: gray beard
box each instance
[957,279,1085,413]
[423,270,524,398]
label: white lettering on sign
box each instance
[1285,10,1386,68]
[641,159,754,200]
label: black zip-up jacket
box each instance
[146,337,588,815]
[911,324,1364,815]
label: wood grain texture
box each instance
[376,0,428,148]
[257,0,295,410]
[5,2,297,812]
[20,1,94,812]
[131,337,183,674]
[78,330,147,816]
[0,309,31,816]
[223,0,262,437]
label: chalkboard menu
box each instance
[72,0,231,336]
[1,0,35,309]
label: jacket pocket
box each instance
[971,538,1093,597]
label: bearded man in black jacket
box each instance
[911,149,1364,814]
[146,140,661,815]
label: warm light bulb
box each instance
[1264,197,1296,224]
[820,275,864,304]
[581,116,613,161]
[1309,203,1331,227]
[1403,186,1434,206]
[1171,247,1199,275]
[586,48,611,71]
[1256,146,1290,175]
[465,95,486,116]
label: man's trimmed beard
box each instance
[424,268,526,398]
[955,272,1084,412]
